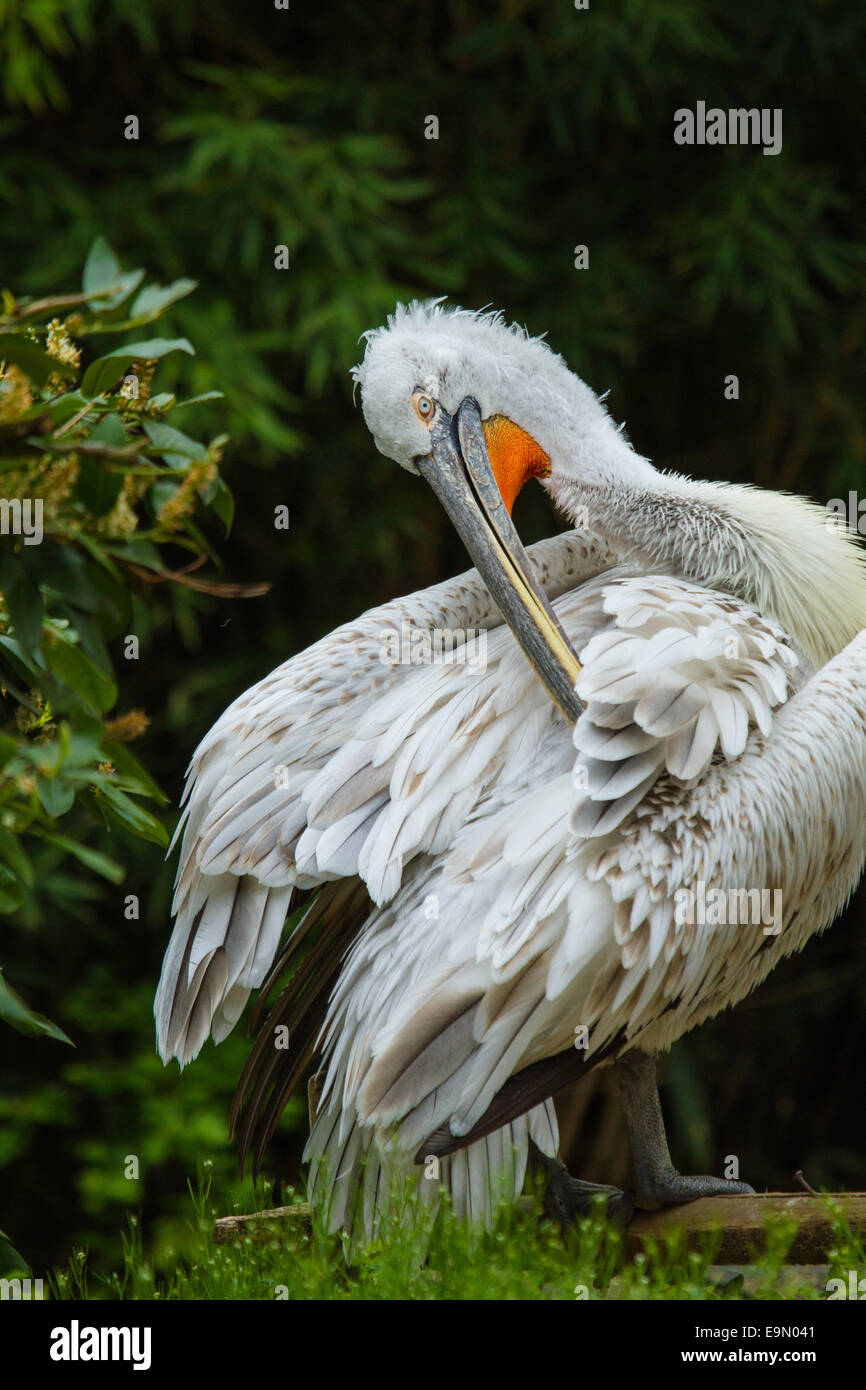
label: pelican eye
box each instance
[413,392,437,425]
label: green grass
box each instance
[42,1168,866,1301]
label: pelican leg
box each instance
[615,1048,755,1210]
[530,1144,634,1227]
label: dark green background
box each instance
[2,0,865,1272]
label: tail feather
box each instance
[304,1094,559,1245]
[155,872,293,1065]
[228,879,373,1172]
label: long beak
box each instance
[417,397,582,726]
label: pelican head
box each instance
[356,298,866,684]
[354,299,651,507]
[353,299,653,722]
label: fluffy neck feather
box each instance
[552,464,866,669]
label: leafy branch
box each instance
[0,237,253,1041]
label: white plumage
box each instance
[156,301,866,1241]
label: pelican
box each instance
[156,301,866,1239]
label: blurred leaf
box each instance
[36,832,124,884]
[0,974,72,1044]
[93,784,168,847]
[0,551,43,654]
[83,237,144,310]
[35,776,75,818]
[43,634,117,715]
[0,827,34,885]
[0,1228,30,1275]
[74,457,125,515]
[0,335,72,386]
[202,475,234,533]
[127,278,197,324]
[142,419,207,461]
[82,237,121,296]
[81,338,194,398]
[103,743,168,804]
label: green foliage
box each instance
[0,238,232,1037]
[47,1178,866,1301]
